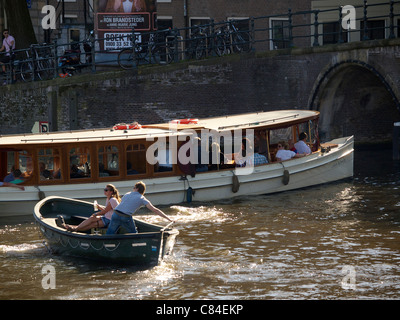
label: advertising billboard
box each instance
[96,0,157,51]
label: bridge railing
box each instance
[1,0,399,85]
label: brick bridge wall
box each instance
[1,38,400,144]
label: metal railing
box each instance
[0,0,399,85]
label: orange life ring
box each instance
[113,123,142,130]
[170,118,199,125]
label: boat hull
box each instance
[34,197,179,266]
[2,136,354,217]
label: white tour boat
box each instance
[0,110,353,217]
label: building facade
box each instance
[1,1,398,51]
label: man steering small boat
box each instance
[106,181,174,235]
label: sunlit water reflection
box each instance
[1,149,400,299]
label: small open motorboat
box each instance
[34,196,179,266]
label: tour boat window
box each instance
[154,143,173,173]
[69,147,91,179]
[270,127,292,145]
[126,144,146,175]
[98,145,119,177]
[2,150,32,183]
[38,148,62,180]
[296,121,317,145]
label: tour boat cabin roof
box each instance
[0,110,319,146]
[145,110,320,131]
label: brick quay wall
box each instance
[1,38,400,144]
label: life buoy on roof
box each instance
[170,118,199,125]
[113,122,142,130]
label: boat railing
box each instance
[218,114,300,130]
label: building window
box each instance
[361,20,386,40]
[98,145,119,177]
[126,144,146,175]
[38,148,62,180]
[322,22,348,44]
[157,18,173,30]
[190,17,211,34]
[270,19,290,50]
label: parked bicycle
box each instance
[118,29,173,70]
[227,21,252,53]
[184,25,209,60]
[19,44,52,82]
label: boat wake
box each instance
[0,242,47,257]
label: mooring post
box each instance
[393,122,400,160]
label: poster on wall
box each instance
[96,0,157,51]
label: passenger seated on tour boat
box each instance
[276,141,306,162]
[294,132,311,155]
[0,181,25,190]
[195,137,208,172]
[57,184,121,232]
[255,130,268,157]
[288,140,297,153]
[208,142,229,171]
[3,166,15,182]
[235,138,268,167]
[70,164,85,178]
[9,169,24,184]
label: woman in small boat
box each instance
[58,184,121,232]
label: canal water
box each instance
[0,148,399,300]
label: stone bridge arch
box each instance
[308,59,400,144]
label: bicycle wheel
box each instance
[214,36,226,56]
[118,48,138,69]
[20,61,33,82]
[153,45,173,65]
[232,33,252,53]
[37,60,52,80]
[195,38,206,60]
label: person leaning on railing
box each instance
[0,28,16,85]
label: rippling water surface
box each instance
[1,149,400,299]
